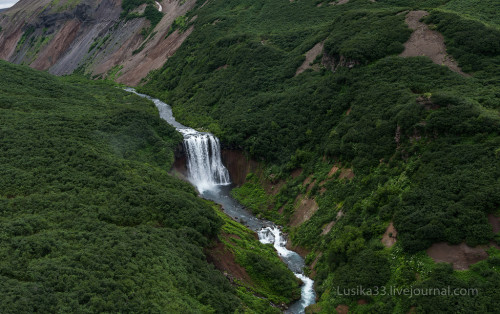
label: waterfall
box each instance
[124,88,231,193]
[126,88,316,313]
[180,129,231,193]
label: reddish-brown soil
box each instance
[338,168,354,180]
[320,210,343,236]
[221,149,284,196]
[221,149,260,186]
[285,241,310,258]
[321,163,354,183]
[489,214,500,234]
[310,252,322,277]
[320,163,354,186]
[305,304,322,313]
[117,26,194,85]
[328,165,340,177]
[92,0,198,85]
[303,175,314,186]
[381,222,397,248]
[31,19,81,70]
[426,242,489,270]
[400,10,467,76]
[205,240,253,285]
[321,221,336,236]
[0,0,197,86]
[291,168,303,178]
[336,209,344,220]
[0,24,22,60]
[295,41,324,76]
[264,178,285,196]
[290,195,319,227]
[336,305,349,314]
[306,180,316,193]
[309,254,322,278]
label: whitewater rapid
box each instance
[259,226,316,314]
[155,1,162,12]
[125,88,316,313]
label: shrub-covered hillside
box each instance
[0,60,300,313]
[140,0,500,312]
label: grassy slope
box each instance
[0,60,299,313]
[213,205,301,312]
[141,0,500,312]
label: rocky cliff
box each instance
[0,0,195,85]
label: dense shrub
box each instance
[323,10,411,64]
[139,0,500,312]
[0,61,242,312]
[423,11,500,74]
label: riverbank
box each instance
[127,88,316,313]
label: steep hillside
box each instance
[0,0,196,85]
[138,0,500,312]
[0,60,299,313]
[1,0,499,312]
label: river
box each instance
[125,88,316,313]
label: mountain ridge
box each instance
[0,0,195,85]
[1,0,499,312]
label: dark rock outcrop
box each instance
[321,52,359,72]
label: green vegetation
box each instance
[144,3,163,26]
[140,0,500,312]
[133,30,158,55]
[213,206,300,311]
[105,64,124,81]
[121,0,153,17]
[0,61,298,312]
[166,15,189,38]
[324,10,411,64]
[423,11,500,76]
[440,0,500,28]
[121,0,163,32]
[49,0,81,12]
[231,174,272,215]
[15,25,35,52]
[13,26,54,63]
[88,34,110,53]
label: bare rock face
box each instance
[295,41,324,76]
[381,222,397,248]
[0,0,195,85]
[221,150,260,186]
[426,242,490,270]
[321,52,359,72]
[399,10,467,76]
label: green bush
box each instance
[423,11,500,74]
[0,61,243,312]
[323,10,411,64]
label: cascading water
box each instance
[124,88,230,193]
[126,88,315,313]
[180,129,231,193]
[258,226,316,313]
